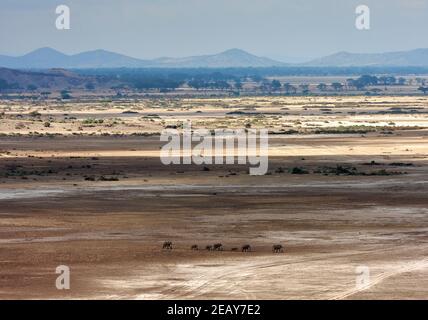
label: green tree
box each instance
[283,83,296,95]
[299,84,310,95]
[418,86,428,94]
[317,83,327,91]
[331,82,343,91]
[397,77,406,85]
[271,80,281,91]
[60,90,72,100]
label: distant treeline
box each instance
[76,66,428,78]
[2,66,427,94]
[73,66,428,90]
[77,68,241,90]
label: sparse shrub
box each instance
[290,167,308,174]
[98,176,119,181]
[82,118,104,125]
[29,111,41,117]
[15,123,26,130]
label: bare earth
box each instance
[0,96,427,299]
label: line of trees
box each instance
[78,69,428,94]
[346,75,407,90]
[418,86,428,94]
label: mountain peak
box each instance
[222,48,249,54]
[80,49,116,55]
[23,47,68,58]
[0,47,284,69]
[219,49,257,57]
[305,48,428,67]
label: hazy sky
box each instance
[1,0,427,62]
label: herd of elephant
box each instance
[162,242,284,253]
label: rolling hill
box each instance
[305,48,428,67]
[0,67,116,91]
[150,49,285,68]
[0,48,285,69]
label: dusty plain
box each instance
[0,96,427,299]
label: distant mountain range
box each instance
[1,47,428,69]
[0,48,285,69]
[304,48,428,67]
